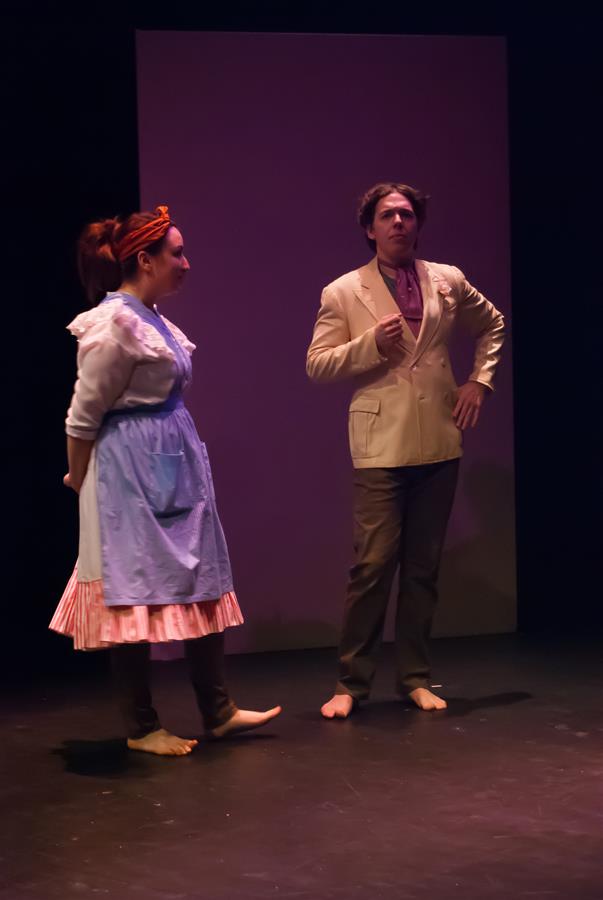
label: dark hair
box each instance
[77,210,171,305]
[357,182,429,253]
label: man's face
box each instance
[366,192,419,260]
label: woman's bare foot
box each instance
[320,694,355,719]
[127,728,198,756]
[408,687,447,710]
[208,706,282,739]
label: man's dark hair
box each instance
[357,182,429,252]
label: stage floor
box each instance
[1,634,601,899]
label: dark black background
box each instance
[2,4,598,681]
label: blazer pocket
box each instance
[349,397,381,459]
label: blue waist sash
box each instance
[103,393,184,421]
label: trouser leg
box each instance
[109,642,161,739]
[184,632,237,731]
[336,467,403,700]
[395,459,460,694]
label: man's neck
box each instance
[378,254,416,273]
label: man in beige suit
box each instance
[307,182,505,718]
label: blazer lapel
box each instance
[354,257,416,353]
[411,260,444,364]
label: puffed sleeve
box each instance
[65,304,144,440]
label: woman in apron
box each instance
[50,205,281,755]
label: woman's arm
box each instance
[64,436,95,494]
[63,308,141,491]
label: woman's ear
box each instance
[137,249,152,273]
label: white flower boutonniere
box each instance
[436,279,452,296]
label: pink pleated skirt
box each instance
[50,566,244,651]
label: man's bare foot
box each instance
[408,687,447,710]
[320,694,355,719]
[127,728,198,756]
[208,706,282,739]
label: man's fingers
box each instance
[452,385,484,430]
[454,399,469,429]
[381,314,402,324]
[455,401,480,430]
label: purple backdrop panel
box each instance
[137,31,515,654]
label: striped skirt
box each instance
[50,565,244,651]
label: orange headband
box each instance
[114,205,173,262]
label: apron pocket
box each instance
[146,451,201,517]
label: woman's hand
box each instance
[63,472,81,494]
[453,381,487,430]
[66,436,94,495]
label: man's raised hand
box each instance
[375,314,404,357]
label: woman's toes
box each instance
[209,705,282,739]
[127,729,199,756]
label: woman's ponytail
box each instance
[77,217,121,305]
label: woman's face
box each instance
[144,226,190,297]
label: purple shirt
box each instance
[379,260,424,338]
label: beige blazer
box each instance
[306,257,505,468]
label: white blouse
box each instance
[65,297,195,441]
